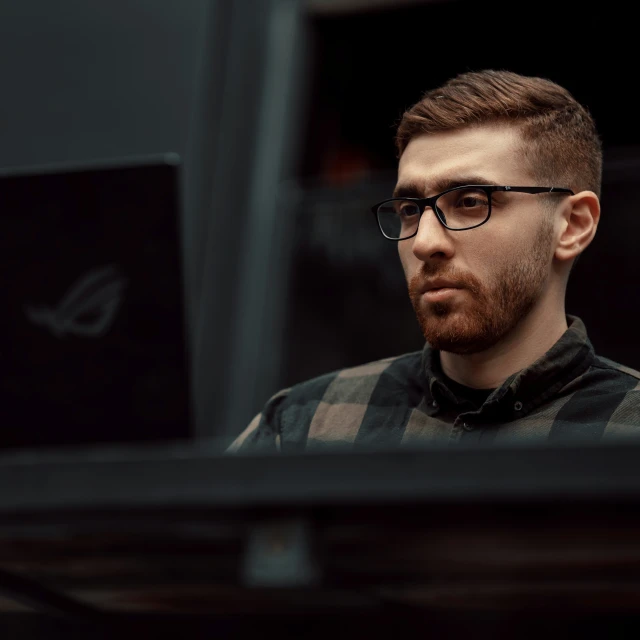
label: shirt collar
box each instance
[421,315,595,414]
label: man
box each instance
[228,69,640,454]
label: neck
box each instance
[439,300,569,390]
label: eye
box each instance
[396,201,421,218]
[454,191,489,209]
[437,188,491,228]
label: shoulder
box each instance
[226,350,425,454]
[591,354,640,382]
[275,350,425,450]
[284,349,425,406]
[581,353,640,403]
[579,354,640,440]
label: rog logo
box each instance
[25,265,128,338]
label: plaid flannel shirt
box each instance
[227,315,640,453]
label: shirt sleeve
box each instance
[224,388,291,454]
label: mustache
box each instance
[408,267,482,297]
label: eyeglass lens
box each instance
[377,187,491,239]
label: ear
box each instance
[554,190,600,264]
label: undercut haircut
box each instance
[396,69,602,197]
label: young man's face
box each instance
[396,123,559,355]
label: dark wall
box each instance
[0,0,206,167]
[299,0,638,178]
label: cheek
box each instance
[397,243,417,279]
[478,214,534,257]
[468,232,517,280]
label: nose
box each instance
[411,205,455,261]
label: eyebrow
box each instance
[393,175,498,198]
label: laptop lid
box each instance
[0,154,192,450]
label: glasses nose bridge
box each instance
[417,195,442,225]
[411,197,446,242]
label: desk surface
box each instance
[1,441,640,622]
[3,439,640,510]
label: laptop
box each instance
[0,154,192,450]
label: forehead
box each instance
[397,124,532,194]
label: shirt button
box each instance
[514,401,523,411]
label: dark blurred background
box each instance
[0,0,637,450]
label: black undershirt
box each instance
[442,375,496,410]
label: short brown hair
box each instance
[395,69,602,197]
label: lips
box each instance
[422,279,461,293]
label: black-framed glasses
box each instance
[371,185,575,241]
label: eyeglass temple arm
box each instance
[493,186,575,195]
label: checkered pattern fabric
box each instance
[227,316,640,453]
